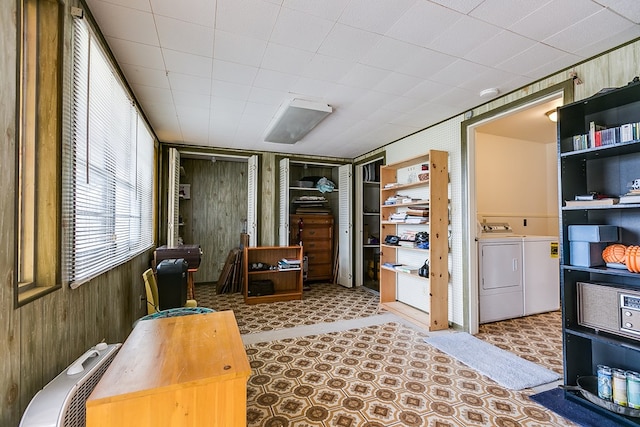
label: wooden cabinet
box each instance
[379,150,449,331]
[289,214,334,281]
[243,245,303,304]
[86,311,250,427]
[558,81,640,426]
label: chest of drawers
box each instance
[289,214,334,281]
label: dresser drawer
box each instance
[290,215,333,226]
[301,226,332,240]
[305,250,332,264]
[307,263,333,280]
[302,240,331,251]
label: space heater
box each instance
[19,342,121,427]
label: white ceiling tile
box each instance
[105,37,165,69]
[300,54,354,82]
[248,87,288,105]
[397,48,457,79]
[317,24,382,62]
[211,80,252,101]
[430,60,492,88]
[155,16,214,57]
[373,73,423,96]
[162,49,213,78]
[150,0,216,27]
[216,0,280,40]
[168,73,212,95]
[575,25,640,58]
[509,0,601,41]
[86,0,151,12]
[85,1,159,46]
[282,0,347,21]
[496,43,566,77]
[211,98,246,115]
[597,0,640,23]
[385,2,462,48]
[456,68,522,93]
[382,96,425,114]
[339,64,390,90]
[526,53,583,80]
[464,31,537,68]
[544,9,637,53]
[270,7,334,52]
[338,0,416,34]
[253,68,299,91]
[469,0,549,27]
[429,0,484,14]
[120,64,170,88]
[432,86,479,109]
[405,79,452,101]
[290,77,340,100]
[212,60,259,85]
[429,16,503,58]
[261,43,315,75]
[242,102,279,118]
[173,90,211,109]
[213,30,268,68]
[360,37,425,72]
[130,84,174,106]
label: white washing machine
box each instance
[478,234,524,323]
[478,223,559,323]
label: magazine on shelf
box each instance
[565,198,619,207]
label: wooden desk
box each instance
[86,311,250,426]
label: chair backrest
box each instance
[142,268,160,315]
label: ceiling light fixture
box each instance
[479,88,499,98]
[546,109,558,122]
[265,99,332,144]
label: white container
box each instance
[570,241,607,267]
[568,225,618,242]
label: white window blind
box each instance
[64,16,154,288]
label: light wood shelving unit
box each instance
[379,150,449,331]
[243,246,303,305]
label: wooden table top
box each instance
[87,311,250,404]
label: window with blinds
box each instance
[63,15,154,288]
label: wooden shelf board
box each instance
[381,180,429,192]
[380,301,431,330]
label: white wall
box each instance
[475,133,558,236]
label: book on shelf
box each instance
[589,121,606,147]
[382,262,402,269]
[406,208,429,216]
[405,216,428,224]
[574,192,613,201]
[394,265,419,274]
[281,258,301,264]
[565,198,619,207]
[619,193,640,204]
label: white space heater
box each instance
[19,343,121,427]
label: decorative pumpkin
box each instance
[602,244,628,264]
[625,245,640,273]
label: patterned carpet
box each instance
[195,283,572,427]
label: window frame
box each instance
[15,0,64,306]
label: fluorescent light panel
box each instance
[265,99,332,144]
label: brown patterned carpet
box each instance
[195,282,573,427]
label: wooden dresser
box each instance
[86,311,250,427]
[289,214,334,281]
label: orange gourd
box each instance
[625,245,640,273]
[602,244,627,264]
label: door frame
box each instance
[461,81,573,334]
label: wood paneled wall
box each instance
[181,159,248,283]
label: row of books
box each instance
[571,121,640,151]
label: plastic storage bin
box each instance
[568,225,619,242]
[156,258,188,310]
[570,241,607,267]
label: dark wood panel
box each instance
[182,159,248,283]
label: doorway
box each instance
[464,87,569,334]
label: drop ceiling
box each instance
[84,0,640,158]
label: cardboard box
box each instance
[570,241,606,267]
[568,225,618,242]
